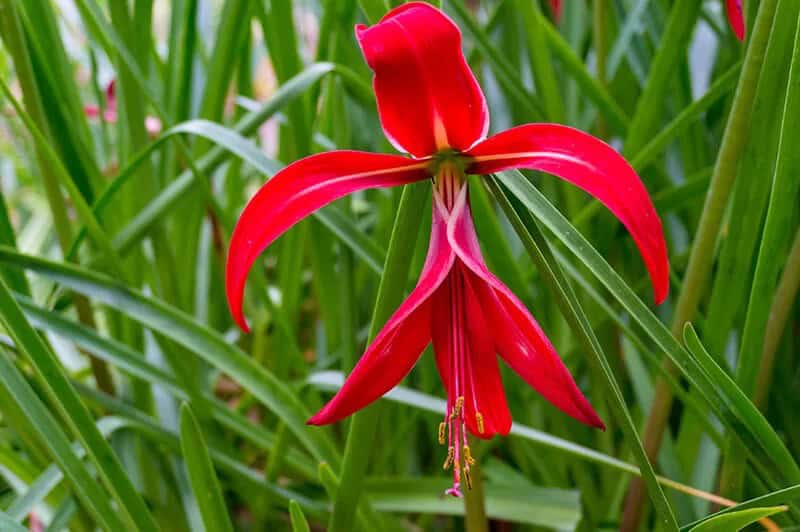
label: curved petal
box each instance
[466,124,669,304]
[725,0,745,41]
[356,2,489,157]
[226,151,430,331]
[308,194,456,425]
[446,187,605,429]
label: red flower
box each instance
[725,0,745,41]
[226,2,668,496]
[549,0,562,22]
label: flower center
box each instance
[433,158,466,211]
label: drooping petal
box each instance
[725,0,745,41]
[308,191,456,425]
[226,151,430,331]
[431,265,512,439]
[356,2,489,157]
[466,124,669,305]
[446,186,605,429]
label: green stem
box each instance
[463,444,489,532]
[328,182,429,532]
[753,227,800,409]
[622,0,778,527]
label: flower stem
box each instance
[328,182,430,532]
[463,440,489,532]
[622,0,778,527]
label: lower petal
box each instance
[445,186,604,429]
[308,191,455,425]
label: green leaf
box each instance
[366,477,581,529]
[687,506,787,532]
[290,500,312,532]
[0,336,123,530]
[494,170,800,487]
[0,247,340,468]
[179,403,235,532]
[0,279,157,531]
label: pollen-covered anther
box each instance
[463,445,476,466]
[454,396,464,417]
[463,467,473,490]
[438,422,446,445]
[442,446,454,470]
[475,412,485,434]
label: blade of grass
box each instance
[0,246,340,468]
[721,7,800,498]
[0,279,158,531]
[179,403,235,532]
[0,347,124,531]
[629,0,780,523]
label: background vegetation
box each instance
[0,0,798,530]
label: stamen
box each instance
[454,396,464,417]
[476,413,485,434]
[463,445,476,466]
[463,468,473,490]
[442,446,454,470]
[438,422,446,445]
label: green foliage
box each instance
[0,1,798,531]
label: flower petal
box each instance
[356,2,489,157]
[466,124,669,304]
[308,193,455,425]
[725,0,745,41]
[226,151,430,331]
[431,264,512,438]
[446,187,604,429]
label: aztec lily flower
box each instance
[226,2,668,497]
[548,0,744,40]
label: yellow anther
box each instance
[442,446,454,470]
[454,396,464,416]
[464,468,473,490]
[463,445,476,465]
[438,422,446,445]
[476,412,485,434]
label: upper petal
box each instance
[308,198,455,425]
[725,0,745,41]
[466,124,669,305]
[444,188,604,429]
[226,151,430,331]
[356,2,489,157]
